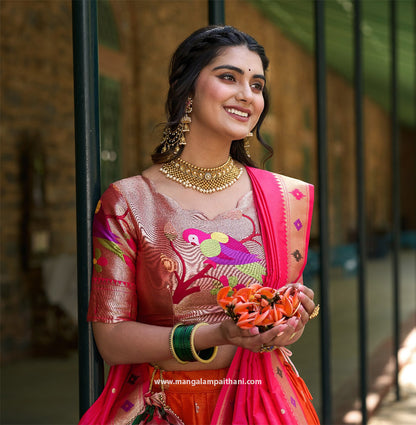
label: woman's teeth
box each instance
[226,108,248,118]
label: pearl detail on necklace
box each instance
[160,156,243,194]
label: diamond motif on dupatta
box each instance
[294,219,303,231]
[290,189,305,200]
[292,249,303,262]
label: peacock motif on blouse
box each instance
[163,214,265,304]
[182,229,266,282]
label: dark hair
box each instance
[152,25,272,166]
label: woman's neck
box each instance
[180,136,232,168]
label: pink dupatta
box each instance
[210,167,318,425]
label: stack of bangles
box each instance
[169,323,218,364]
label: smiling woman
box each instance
[79,26,319,425]
[188,46,265,152]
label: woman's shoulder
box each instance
[99,174,156,210]
[106,163,163,193]
[274,172,312,189]
[111,174,147,191]
[101,174,147,196]
[248,167,312,188]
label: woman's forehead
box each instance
[208,46,264,73]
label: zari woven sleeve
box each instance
[87,184,138,323]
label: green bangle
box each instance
[170,322,219,364]
[170,324,195,364]
[174,324,194,362]
[190,323,218,364]
[169,324,189,364]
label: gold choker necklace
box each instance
[160,156,243,194]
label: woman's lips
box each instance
[224,106,251,121]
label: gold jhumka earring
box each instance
[244,131,253,158]
[181,97,192,133]
[161,97,193,154]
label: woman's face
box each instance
[190,45,265,143]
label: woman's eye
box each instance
[219,73,236,82]
[251,82,264,92]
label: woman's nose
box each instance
[236,82,253,102]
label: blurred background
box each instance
[1,0,415,424]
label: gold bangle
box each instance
[169,323,188,364]
[190,322,218,364]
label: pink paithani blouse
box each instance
[87,175,266,327]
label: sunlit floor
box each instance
[1,250,415,425]
[367,329,416,425]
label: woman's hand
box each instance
[219,283,317,351]
[275,283,317,346]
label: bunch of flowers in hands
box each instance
[217,282,301,332]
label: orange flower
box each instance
[278,287,301,317]
[217,286,236,309]
[236,311,258,329]
[217,283,301,331]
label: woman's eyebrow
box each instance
[212,65,266,81]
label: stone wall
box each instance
[1,1,76,360]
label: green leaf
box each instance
[97,238,125,262]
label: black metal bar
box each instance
[354,1,368,423]
[72,0,104,417]
[314,1,332,423]
[390,0,401,402]
[208,0,225,25]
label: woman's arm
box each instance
[93,321,172,366]
[91,319,272,365]
[93,320,236,366]
[92,291,314,367]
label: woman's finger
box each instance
[298,290,316,315]
[298,284,314,300]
